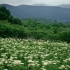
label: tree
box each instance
[0,6,10,20]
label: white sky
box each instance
[0,0,70,6]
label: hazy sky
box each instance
[0,0,70,6]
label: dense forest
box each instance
[0,6,70,43]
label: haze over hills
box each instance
[0,4,70,22]
[33,3,48,6]
[58,4,70,9]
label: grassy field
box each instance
[0,38,70,70]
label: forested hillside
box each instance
[0,6,70,43]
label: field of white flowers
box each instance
[0,38,70,70]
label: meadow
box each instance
[0,38,70,70]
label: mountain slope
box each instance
[0,4,70,22]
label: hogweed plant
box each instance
[0,38,70,70]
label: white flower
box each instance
[4,69,8,70]
[59,65,65,69]
[28,59,34,63]
[42,60,52,66]
[12,60,24,65]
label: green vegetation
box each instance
[0,19,70,43]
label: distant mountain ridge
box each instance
[0,4,70,22]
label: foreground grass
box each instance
[0,38,70,70]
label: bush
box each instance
[13,18,22,25]
[8,15,14,23]
[60,31,70,43]
[0,22,26,38]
